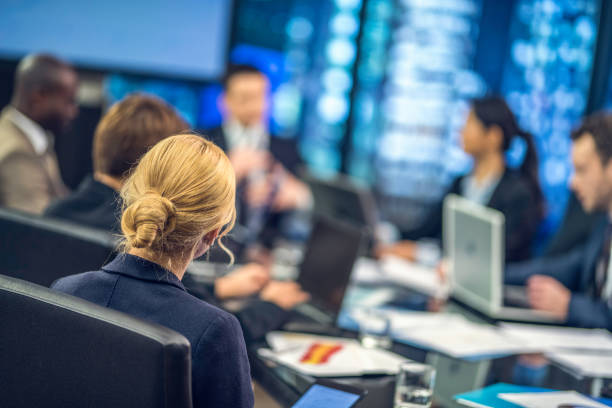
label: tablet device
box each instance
[291,379,367,408]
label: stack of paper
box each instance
[258,332,407,377]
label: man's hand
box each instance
[214,263,271,299]
[272,169,312,211]
[260,281,310,310]
[527,275,571,320]
[229,148,270,181]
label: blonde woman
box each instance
[52,134,255,408]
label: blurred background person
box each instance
[45,93,188,231]
[206,64,311,260]
[506,112,612,329]
[0,54,78,213]
[378,96,544,264]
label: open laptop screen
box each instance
[444,195,505,315]
[297,217,365,316]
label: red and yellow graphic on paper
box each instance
[299,342,343,365]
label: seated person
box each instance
[378,96,544,263]
[206,64,311,256]
[0,54,78,213]
[506,113,612,330]
[45,93,307,342]
[45,93,187,231]
[52,135,259,407]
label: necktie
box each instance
[594,222,612,299]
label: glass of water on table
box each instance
[394,362,436,408]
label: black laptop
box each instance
[288,216,366,329]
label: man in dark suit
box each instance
[45,93,188,231]
[506,113,612,329]
[205,65,311,254]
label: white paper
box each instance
[499,391,608,408]
[394,320,527,358]
[351,256,449,298]
[260,332,407,377]
[500,323,612,353]
[382,256,450,298]
[547,351,612,378]
[347,308,526,359]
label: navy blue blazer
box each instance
[52,253,254,408]
[506,220,612,330]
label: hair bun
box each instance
[121,190,177,249]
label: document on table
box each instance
[394,319,527,359]
[500,323,612,352]
[547,351,612,378]
[350,256,449,298]
[258,332,407,377]
[499,391,609,408]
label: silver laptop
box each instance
[443,194,558,323]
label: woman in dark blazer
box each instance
[379,96,544,263]
[52,135,258,408]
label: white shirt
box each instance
[7,107,50,155]
[460,172,502,206]
[223,119,269,151]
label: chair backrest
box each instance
[0,208,117,286]
[0,274,193,408]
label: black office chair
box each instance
[0,207,118,286]
[0,274,193,408]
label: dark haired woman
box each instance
[378,96,544,263]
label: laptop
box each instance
[443,194,559,323]
[290,217,367,327]
[304,174,378,242]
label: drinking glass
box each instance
[394,362,436,408]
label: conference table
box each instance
[249,282,611,408]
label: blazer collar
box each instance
[102,253,186,291]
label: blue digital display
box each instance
[0,0,231,80]
[292,384,361,408]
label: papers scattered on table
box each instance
[498,391,610,408]
[394,318,527,359]
[500,323,612,353]
[348,309,525,359]
[547,351,612,379]
[351,256,449,298]
[258,332,407,377]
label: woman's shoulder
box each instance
[179,289,241,329]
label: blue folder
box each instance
[454,383,612,408]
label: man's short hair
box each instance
[571,112,612,163]
[14,53,74,95]
[222,64,264,90]
[93,93,188,178]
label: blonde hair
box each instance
[120,134,236,263]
